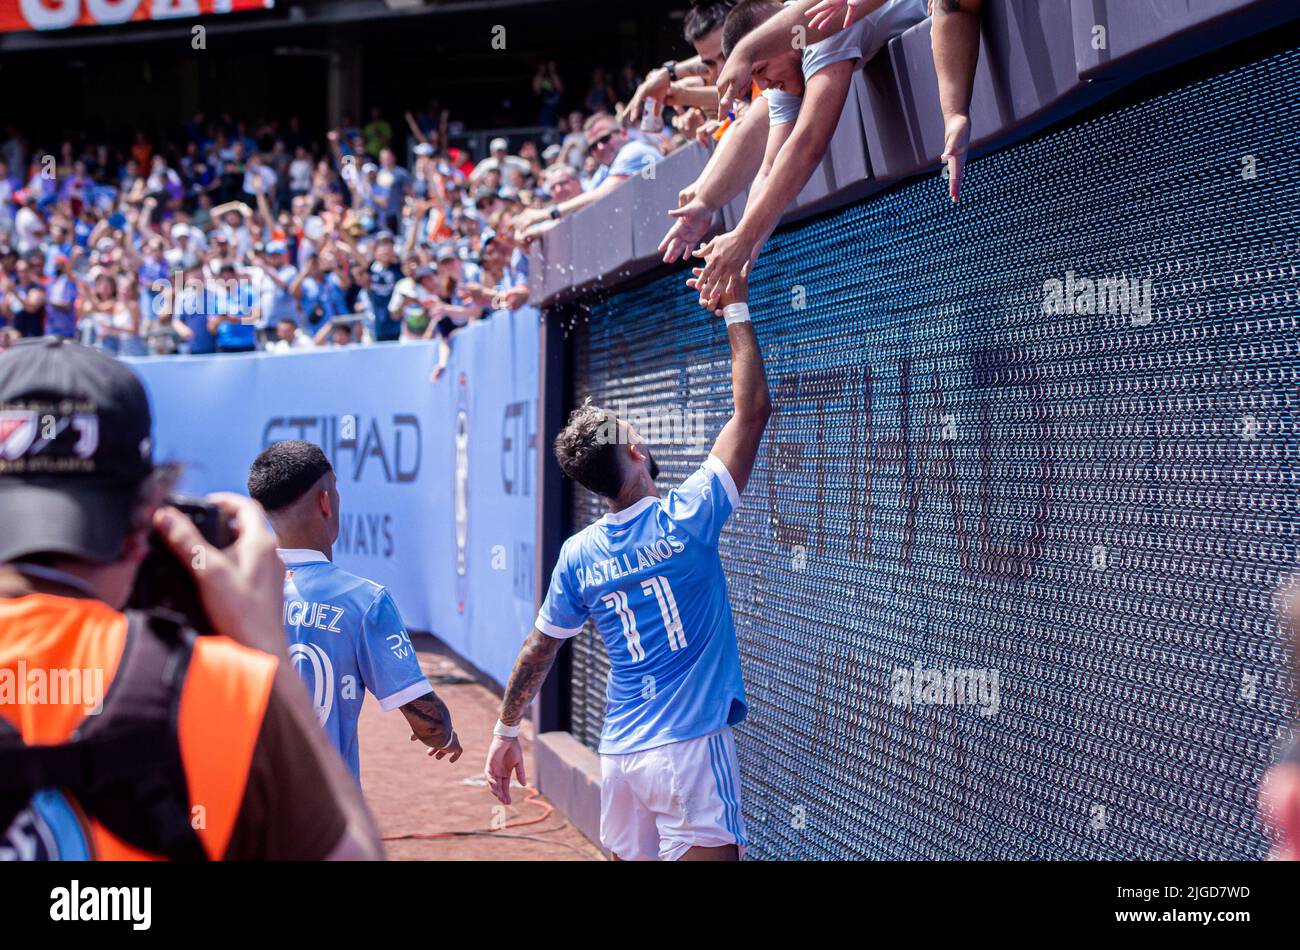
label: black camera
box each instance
[127,495,235,634]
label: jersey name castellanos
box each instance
[537,456,747,754]
[278,549,431,778]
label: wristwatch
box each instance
[662,60,679,82]
[549,206,561,221]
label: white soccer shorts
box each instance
[599,727,747,861]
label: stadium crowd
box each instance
[0,100,675,372]
[0,0,989,368]
[0,71,697,370]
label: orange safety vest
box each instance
[0,594,277,860]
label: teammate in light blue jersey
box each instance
[485,279,770,860]
[248,440,462,780]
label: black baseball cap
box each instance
[0,338,154,563]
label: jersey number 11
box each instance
[601,575,687,663]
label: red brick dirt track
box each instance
[357,636,604,861]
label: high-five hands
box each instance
[714,53,752,122]
[687,264,750,319]
[688,229,760,313]
[659,197,713,264]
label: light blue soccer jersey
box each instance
[537,456,747,755]
[278,549,431,778]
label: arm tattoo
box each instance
[400,691,454,749]
[499,630,563,726]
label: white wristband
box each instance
[494,719,521,739]
[722,302,751,326]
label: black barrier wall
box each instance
[561,41,1299,860]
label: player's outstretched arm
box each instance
[401,691,462,762]
[689,275,772,495]
[484,629,564,805]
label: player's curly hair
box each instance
[553,400,625,499]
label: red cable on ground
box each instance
[496,783,554,829]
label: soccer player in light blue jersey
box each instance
[485,278,770,860]
[247,440,462,780]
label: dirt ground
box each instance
[357,637,605,862]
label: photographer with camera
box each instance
[0,338,382,861]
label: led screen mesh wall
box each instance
[564,44,1299,859]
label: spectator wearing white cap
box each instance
[288,146,314,200]
[471,138,530,188]
[248,239,300,333]
[166,222,202,270]
[559,110,590,171]
[372,148,410,233]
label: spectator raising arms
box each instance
[0,49,759,360]
[692,0,927,309]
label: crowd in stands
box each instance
[0,0,983,366]
[0,66,703,372]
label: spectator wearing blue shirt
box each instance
[249,240,300,330]
[0,274,46,338]
[0,160,18,237]
[135,237,171,319]
[178,265,218,355]
[207,261,259,353]
[513,112,663,239]
[45,255,79,339]
[290,250,353,337]
[371,150,410,233]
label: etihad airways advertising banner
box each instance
[1,0,274,34]
[127,310,541,687]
